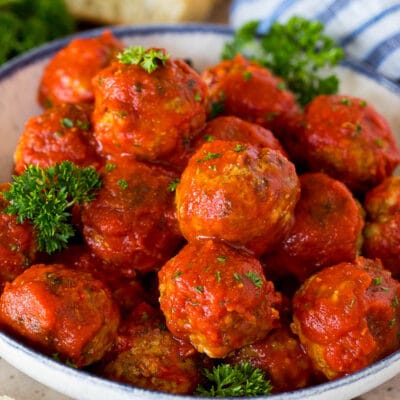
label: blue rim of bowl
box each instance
[1,23,400,400]
[1,22,400,97]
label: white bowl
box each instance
[1,24,400,400]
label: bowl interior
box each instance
[0,24,400,400]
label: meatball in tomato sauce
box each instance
[38,30,123,107]
[101,302,204,394]
[299,94,400,193]
[363,176,400,277]
[44,244,146,317]
[227,324,318,393]
[0,184,37,292]
[201,54,301,139]
[176,140,300,256]
[195,115,286,154]
[92,49,208,162]
[158,240,281,358]
[263,172,364,282]
[14,103,102,174]
[0,263,120,367]
[163,115,286,173]
[81,158,182,276]
[292,257,400,380]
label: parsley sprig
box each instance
[222,16,345,106]
[2,161,102,254]
[117,46,170,73]
[195,362,272,397]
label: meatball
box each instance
[196,115,286,154]
[158,240,281,358]
[227,324,318,393]
[163,115,286,173]
[14,103,102,175]
[176,140,300,255]
[363,176,400,277]
[0,183,37,292]
[101,302,204,394]
[38,30,123,107]
[263,172,365,282]
[299,94,400,193]
[201,54,301,138]
[44,244,146,316]
[81,157,182,276]
[0,263,120,367]
[292,257,400,380]
[92,49,208,162]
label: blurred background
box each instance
[0,0,231,66]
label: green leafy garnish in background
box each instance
[195,362,272,397]
[2,161,102,254]
[222,16,345,106]
[0,0,75,65]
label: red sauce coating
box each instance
[162,115,287,173]
[81,157,182,276]
[201,54,301,139]
[43,244,147,317]
[101,302,204,394]
[195,115,286,154]
[299,94,400,193]
[158,240,281,358]
[0,263,120,367]
[14,103,102,174]
[263,172,365,282]
[38,30,123,107]
[292,257,400,379]
[2,30,400,395]
[227,324,318,393]
[92,51,208,162]
[0,183,37,292]
[363,176,400,277]
[176,140,300,255]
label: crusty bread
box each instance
[64,0,221,25]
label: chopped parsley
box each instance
[197,152,221,163]
[117,179,128,190]
[60,117,74,128]
[233,143,247,152]
[168,178,180,192]
[245,271,263,288]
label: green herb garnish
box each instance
[245,271,263,288]
[117,46,170,73]
[197,152,221,163]
[0,0,75,65]
[195,362,272,397]
[222,16,344,106]
[168,178,180,192]
[234,143,247,152]
[117,179,128,190]
[2,161,102,254]
[60,117,74,128]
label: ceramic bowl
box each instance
[1,24,400,400]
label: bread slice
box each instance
[65,0,220,24]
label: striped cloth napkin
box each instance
[229,0,400,83]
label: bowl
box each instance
[1,23,400,400]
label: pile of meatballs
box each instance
[1,30,400,395]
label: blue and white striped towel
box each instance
[229,0,400,83]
